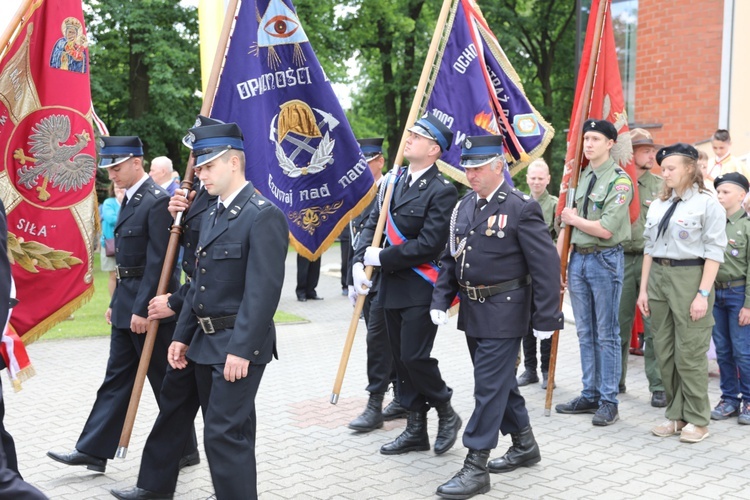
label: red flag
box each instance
[557,0,639,223]
[0,0,96,347]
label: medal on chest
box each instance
[496,214,507,238]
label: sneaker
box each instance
[516,369,539,386]
[650,391,667,408]
[651,419,686,437]
[679,423,709,443]
[739,401,750,425]
[710,399,740,420]
[592,402,619,426]
[555,396,598,414]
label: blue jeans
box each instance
[568,246,624,405]
[712,285,750,403]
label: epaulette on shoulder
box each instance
[249,192,271,209]
[509,188,531,202]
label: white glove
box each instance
[533,329,555,340]
[352,263,372,295]
[348,285,358,307]
[364,247,382,267]
[430,309,449,326]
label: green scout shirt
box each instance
[571,157,633,248]
[716,208,750,308]
[622,170,663,253]
[535,189,558,239]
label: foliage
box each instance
[84,0,201,185]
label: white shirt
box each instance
[475,179,504,209]
[124,173,150,204]
[218,181,249,209]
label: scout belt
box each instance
[573,245,612,255]
[115,266,145,279]
[198,314,237,334]
[460,275,531,302]
[652,257,704,267]
[715,279,746,289]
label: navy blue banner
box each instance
[210,0,375,259]
[423,0,554,181]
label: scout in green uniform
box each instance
[556,119,632,426]
[517,159,559,389]
[617,128,666,406]
[710,173,750,425]
[638,143,727,444]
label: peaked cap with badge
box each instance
[409,112,454,152]
[183,115,226,149]
[357,137,384,160]
[97,136,143,168]
[189,123,244,167]
[460,134,505,168]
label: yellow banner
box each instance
[198,0,227,94]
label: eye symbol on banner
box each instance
[14,114,96,201]
[270,99,338,178]
[250,0,310,69]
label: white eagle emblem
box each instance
[15,114,96,201]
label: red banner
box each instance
[556,0,639,223]
[0,0,96,345]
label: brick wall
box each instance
[635,0,724,146]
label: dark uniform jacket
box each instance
[355,164,457,308]
[167,186,215,314]
[1,199,11,359]
[173,183,288,365]
[110,178,178,329]
[431,182,564,338]
[346,194,381,290]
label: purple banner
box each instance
[210,0,375,259]
[423,0,554,180]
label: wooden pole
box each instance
[0,0,34,61]
[544,0,609,417]
[116,0,239,458]
[330,0,455,404]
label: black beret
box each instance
[582,119,617,142]
[656,143,699,166]
[714,172,750,193]
[357,137,384,159]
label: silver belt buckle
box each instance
[115,266,122,279]
[198,317,215,334]
[465,286,478,301]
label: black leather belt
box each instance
[460,275,531,302]
[573,245,615,255]
[652,258,705,267]
[197,315,237,334]
[115,266,145,279]
[715,279,746,289]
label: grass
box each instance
[40,253,306,341]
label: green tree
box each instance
[85,0,201,177]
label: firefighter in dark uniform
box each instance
[110,116,222,500]
[48,136,181,473]
[169,123,288,499]
[347,138,406,432]
[352,112,461,456]
[430,135,564,499]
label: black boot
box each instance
[349,393,384,432]
[488,426,541,473]
[382,385,408,421]
[380,410,430,455]
[434,400,462,455]
[436,449,491,500]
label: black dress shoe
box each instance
[651,391,667,408]
[307,295,324,300]
[110,486,173,500]
[297,296,307,302]
[47,449,106,472]
[178,451,200,469]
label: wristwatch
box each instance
[698,289,710,298]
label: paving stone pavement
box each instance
[5,247,750,499]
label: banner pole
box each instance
[116,0,240,458]
[330,0,454,404]
[544,0,609,417]
[0,0,35,61]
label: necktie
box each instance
[214,203,226,226]
[401,173,412,195]
[656,198,680,240]
[120,194,128,210]
[581,174,597,218]
[474,198,488,220]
